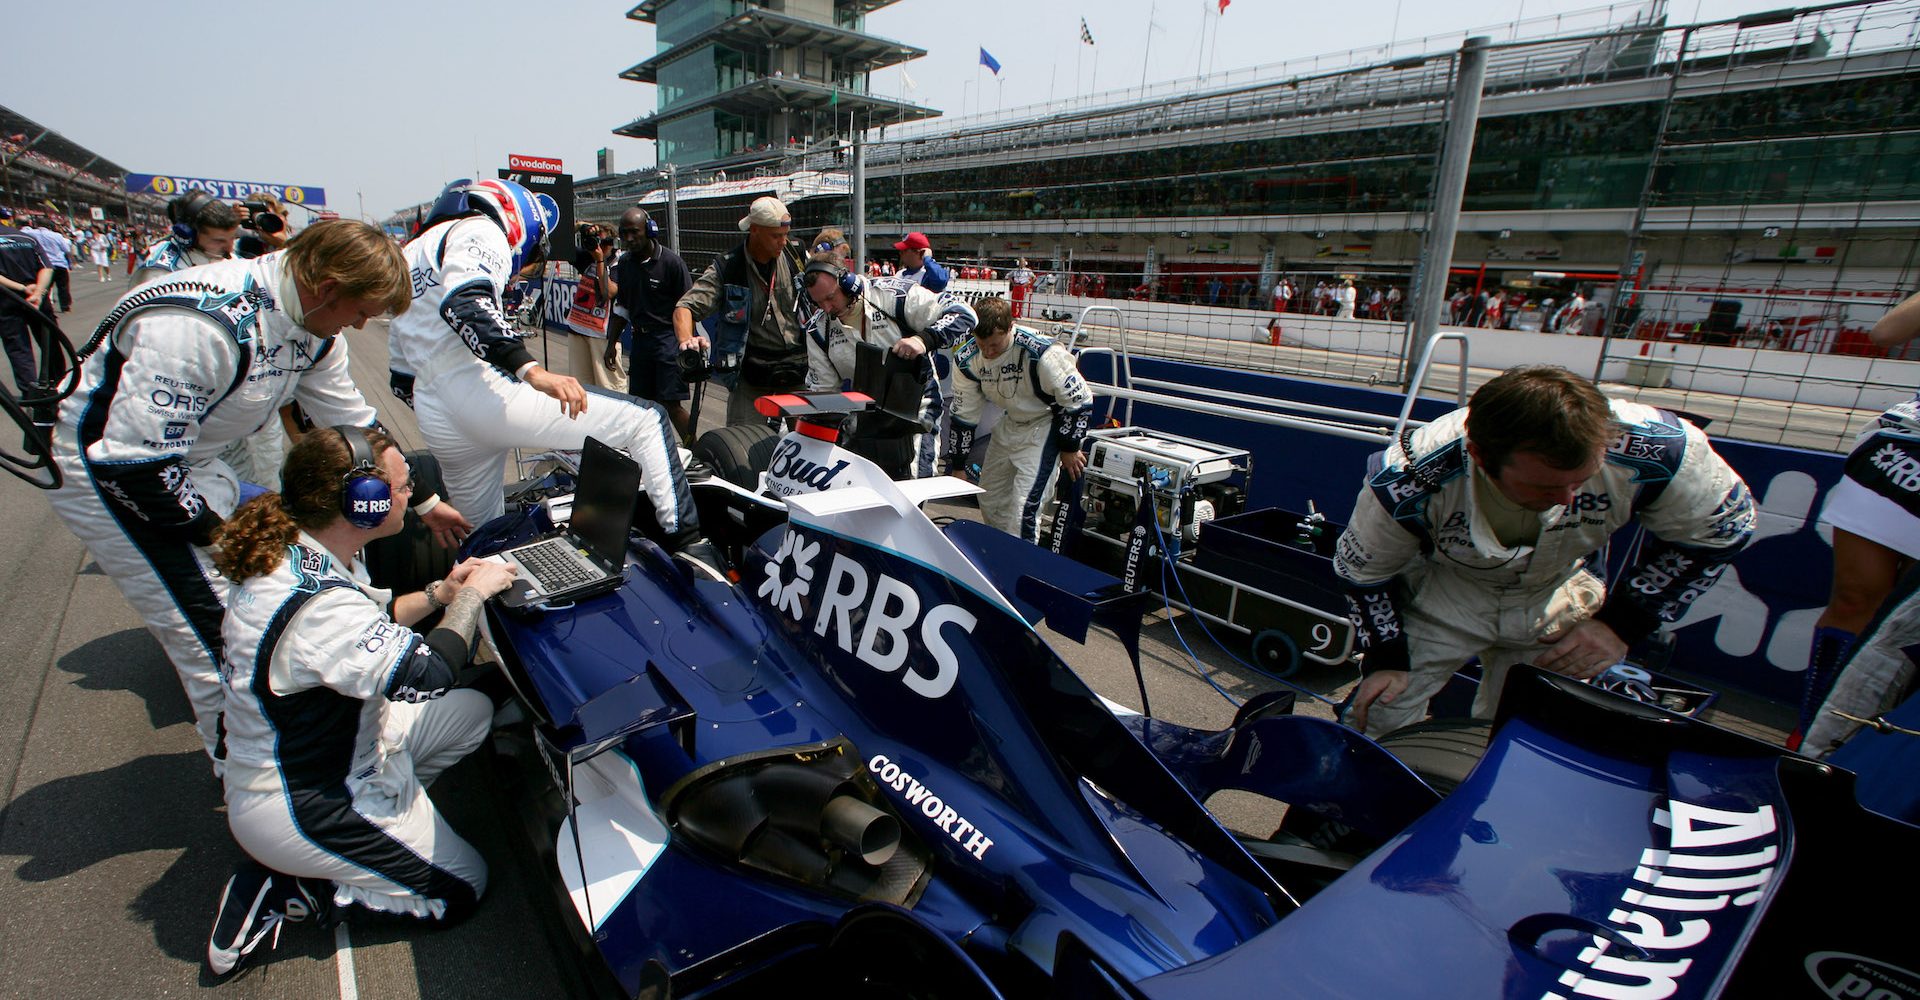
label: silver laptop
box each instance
[493,437,641,608]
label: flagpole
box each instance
[1141,0,1156,91]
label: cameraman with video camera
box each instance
[567,221,626,392]
[606,207,694,440]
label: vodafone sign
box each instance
[508,154,563,175]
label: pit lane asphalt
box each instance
[0,275,1340,997]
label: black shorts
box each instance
[627,330,689,403]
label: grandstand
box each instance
[0,104,165,227]
[561,0,1920,450]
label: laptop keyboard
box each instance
[514,538,601,591]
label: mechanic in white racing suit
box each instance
[47,221,466,769]
[1334,366,1755,736]
[945,296,1093,543]
[389,179,701,544]
[206,427,516,977]
[131,192,294,489]
[801,254,977,479]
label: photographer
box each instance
[234,194,291,259]
[567,221,625,392]
[132,192,240,287]
[607,207,693,439]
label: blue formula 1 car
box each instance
[477,394,1920,1000]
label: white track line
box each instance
[334,922,359,1000]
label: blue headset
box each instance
[804,258,862,298]
[169,190,217,244]
[334,426,394,529]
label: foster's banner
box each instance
[125,173,327,207]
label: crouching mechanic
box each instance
[946,296,1093,542]
[47,220,470,770]
[390,179,703,547]
[1335,365,1756,736]
[801,253,977,478]
[206,427,516,977]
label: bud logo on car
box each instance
[508,154,563,174]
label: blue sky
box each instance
[8,0,1762,219]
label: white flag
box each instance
[901,67,919,92]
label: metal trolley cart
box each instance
[1058,426,1356,676]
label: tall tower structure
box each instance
[616,1,939,171]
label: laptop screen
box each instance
[570,437,643,564]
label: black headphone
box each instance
[169,191,217,244]
[334,426,394,529]
[804,258,861,298]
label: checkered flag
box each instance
[1079,17,1094,45]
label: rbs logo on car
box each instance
[760,529,977,698]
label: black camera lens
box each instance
[677,347,711,384]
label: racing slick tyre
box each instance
[692,422,781,491]
[1375,718,1493,797]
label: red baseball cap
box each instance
[892,232,931,252]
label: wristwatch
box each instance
[424,579,448,611]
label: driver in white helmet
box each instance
[388,179,703,548]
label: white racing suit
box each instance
[805,274,976,478]
[49,253,381,764]
[946,326,1093,542]
[389,217,696,536]
[221,533,488,920]
[1333,401,1755,736]
[131,237,288,489]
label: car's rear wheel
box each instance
[692,422,781,490]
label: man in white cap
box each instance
[674,195,807,426]
[893,231,951,293]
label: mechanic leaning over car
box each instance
[204,426,517,979]
[946,296,1094,544]
[801,250,978,479]
[388,178,704,551]
[47,220,470,774]
[1334,365,1756,736]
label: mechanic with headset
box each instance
[131,191,242,288]
[137,192,308,488]
[1333,365,1755,736]
[205,426,516,979]
[673,196,807,427]
[388,179,704,547]
[801,250,977,478]
[47,220,469,772]
[606,206,694,440]
[946,296,1093,543]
